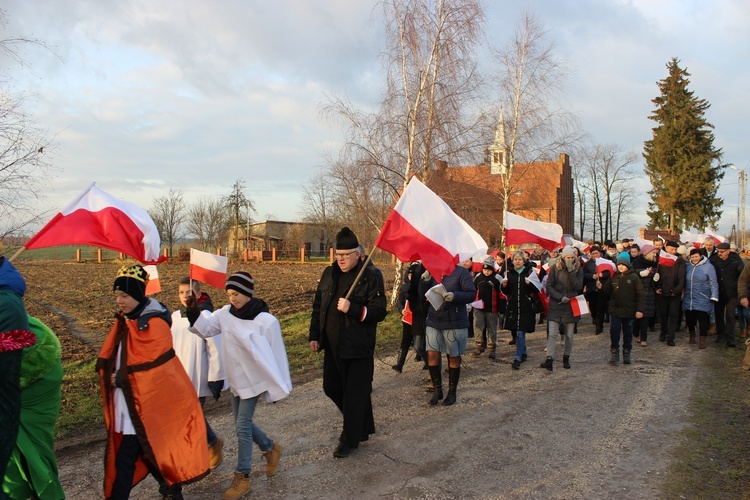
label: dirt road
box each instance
[55,317,701,499]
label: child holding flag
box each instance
[599,255,644,364]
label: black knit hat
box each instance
[335,227,359,250]
[113,264,148,302]
[226,272,254,297]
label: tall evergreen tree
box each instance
[643,57,724,232]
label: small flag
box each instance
[570,295,589,317]
[144,265,161,295]
[595,258,617,276]
[190,248,229,289]
[658,250,678,268]
[402,300,413,325]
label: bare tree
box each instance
[323,0,485,305]
[571,157,593,240]
[223,179,256,260]
[579,143,638,242]
[148,188,185,257]
[491,11,581,244]
[0,11,58,241]
[186,196,230,252]
[299,169,342,252]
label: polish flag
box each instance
[595,258,617,276]
[190,248,228,290]
[24,183,165,264]
[570,237,590,254]
[374,177,488,282]
[143,265,161,295]
[504,212,564,252]
[402,300,413,325]
[570,295,589,317]
[658,250,678,267]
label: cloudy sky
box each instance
[2,0,749,238]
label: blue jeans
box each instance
[514,330,528,361]
[610,316,634,351]
[231,394,273,474]
[199,396,217,446]
[738,306,750,329]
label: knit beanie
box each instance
[482,256,495,270]
[335,227,359,250]
[226,271,255,297]
[616,254,631,268]
[561,246,576,258]
[640,244,656,257]
[113,264,148,302]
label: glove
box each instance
[185,292,200,325]
[560,296,570,303]
[640,269,650,277]
[443,292,455,302]
[421,270,432,282]
[495,273,502,281]
[653,272,660,282]
[208,380,224,401]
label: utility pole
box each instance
[730,165,746,250]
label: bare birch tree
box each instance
[322,0,485,305]
[492,11,581,244]
[299,169,343,252]
[186,196,230,252]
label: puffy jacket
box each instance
[419,265,476,330]
[602,267,644,318]
[656,254,686,297]
[545,257,584,324]
[309,260,387,359]
[683,256,719,313]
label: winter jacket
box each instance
[656,254,686,298]
[474,272,505,314]
[309,259,387,359]
[602,268,644,318]
[583,258,612,295]
[630,254,658,317]
[683,256,719,313]
[502,265,540,333]
[545,257,584,324]
[419,265,476,330]
[712,252,744,301]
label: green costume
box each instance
[2,316,64,500]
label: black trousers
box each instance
[685,309,710,336]
[111,434,179,500]
[322,348,375,448]
[659,295,681,341]
[715,297,738,344]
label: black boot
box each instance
[563,355,571,369]
[539,356,553,371]
[442,366,460,406]
[392,349,407,372]
[428,365,443,405]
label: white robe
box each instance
[171,311,226,398]
[190,306,292,402]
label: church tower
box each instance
[489,108,509,175]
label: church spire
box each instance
[489,107,508,175]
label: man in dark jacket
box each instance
[712,242,744,347]
[472,257,505,359]
[655,240,686,345]
[419,263,476,406]
[309,228,387,459]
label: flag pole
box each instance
[344,247,378,301]
[8,246,27,263]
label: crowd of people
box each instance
[2,230,748,499]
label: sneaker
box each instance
[640,341,647,347]
[262,442,282,476]
[209,438,224,470]
[222,472,251,500]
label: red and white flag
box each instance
[24,183,165,264]
[504,212,564,252]
[190,248,228,290]
[595,258,617,276]
[143,265,161,295]
[570,294,589,317]
[374,177,488,281]
[658,250,678,267]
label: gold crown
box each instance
[116,264,149,284]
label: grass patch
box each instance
[661,346,750,498]
[57,357,102,439]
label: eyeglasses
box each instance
[335,250,358,259]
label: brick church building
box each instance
[426,112,575,247]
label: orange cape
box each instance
[97,313,209,497]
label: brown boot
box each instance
[708,323,716,335]
[208,438,224,469]
[223,472,251,500]
[688,331,696,344]
[262,442,282,476]
[698,336,707,349]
